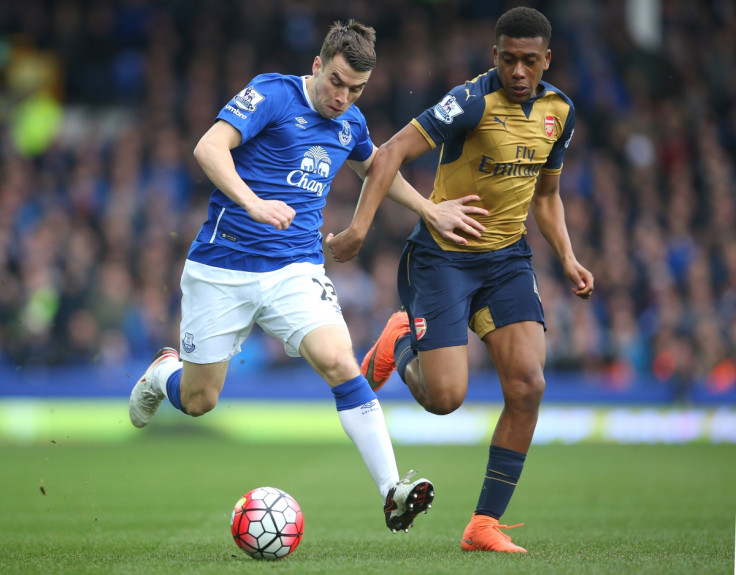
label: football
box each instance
[230,486,304,560]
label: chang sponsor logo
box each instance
[286,146,331,196]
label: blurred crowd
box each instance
[1,0,735,398]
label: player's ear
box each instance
[492,46,498,67]
[544,49,551,70]
[312,56,322,76]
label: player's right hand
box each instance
[425,195,487,245]
[325,228,364,262]
[246,198,296,230]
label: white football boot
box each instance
[384,470,435,533]
[129,347,180,428]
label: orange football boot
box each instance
[361,311,410,390]
[461,514,527,553]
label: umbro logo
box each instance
[294,116,308,129]
[360,400,378,414]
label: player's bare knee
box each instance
[526,374,546,404]
[424,402,460,416]
[505,374,545,411]
[183,390,219,417]
[424,393,464,416]
[318,353,359,387]
[185,398,217,417]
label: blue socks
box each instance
[331,375,377,410]
[475,445,526,518]
[166,369,187,413]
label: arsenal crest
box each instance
[414,317,427,340]
[544,115,555,138]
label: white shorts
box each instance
[179,259,347,363]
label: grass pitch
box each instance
[1,428,733,574]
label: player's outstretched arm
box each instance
[194,120,295,231]
[327,130,414,262]
[328,124,456,261]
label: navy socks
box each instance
[475,445,526,518]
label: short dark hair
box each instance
[320,19,377,72]
[495,7,552,47]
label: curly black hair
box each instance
[495,7,552,47]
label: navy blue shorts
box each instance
[397,230,545,352]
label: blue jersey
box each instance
[189,73,374,272]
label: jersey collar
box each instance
[302,76,316,111]
[520,82,548,118]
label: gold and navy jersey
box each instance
[410,68,575,252]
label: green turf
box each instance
[1,433,733,574]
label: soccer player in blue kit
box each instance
[327,8,594,551]
[129,19,486,533]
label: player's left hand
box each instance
[423,195,488,245]
[326,228,365,262]
[564,260,594,299]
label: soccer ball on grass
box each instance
[230,486,304,560]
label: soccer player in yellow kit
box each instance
[327,7,594,552]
